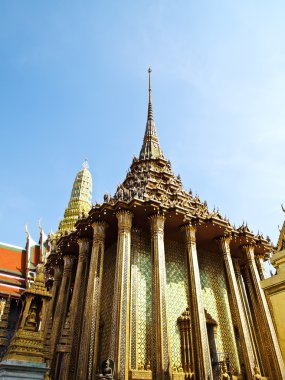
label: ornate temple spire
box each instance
[57,161,92,235]
[139,67,164,160]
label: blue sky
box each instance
[0,1,285,249]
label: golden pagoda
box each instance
[57,160,92,235]
[5,69,285,380]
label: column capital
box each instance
[181,223,196,244]
[116,210,133,232]
[78,238,91,262]
[216,235,232,256]
[242,243,255,261]
[149,213,165,234]
[53,265,62,282]
[63,255,75,275]
[92,221,108,241]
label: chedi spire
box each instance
[139,67,164,160]
[57,160,92,234]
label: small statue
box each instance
[138,361,144,370]
[97,358,114,379]
[220,360,230,379]
[172,363,178,372]
[25,304,38,331]
[253,364,264,379]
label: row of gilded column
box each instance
[217,237,285,380]
[43,212,285,380]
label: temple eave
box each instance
[65,198,273,263]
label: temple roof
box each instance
[57,160,92,235]
[56,70,272,261]
[108,68,207,215]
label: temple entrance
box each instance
[207,323,219,379]
[205,310,218,379]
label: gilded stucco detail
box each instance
[198,249,239,373]
[0,299,6,321]
[99,243,117,364]
[165,239,189,370]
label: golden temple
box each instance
[0,69,284,380]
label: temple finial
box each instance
[148,66,152,102]
[82,158,89,170]
[147,67,153,121]
[139,67,164,160]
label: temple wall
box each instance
[99,242,117,364]
[198,248,240,374]
[130,233,189,371]
[165,239,189,370]
[99,235,241,375]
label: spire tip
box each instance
[82,158,89,170]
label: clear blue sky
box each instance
[0,1,285,249]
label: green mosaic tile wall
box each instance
[165,239,189,370]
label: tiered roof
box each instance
[55,69,272,261]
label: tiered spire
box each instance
[57,160,92,235]
[139,67,164,160]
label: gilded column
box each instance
[50,254,74,367]
[232,259,260,367]
[48,264,62,320]
[182,222,212,380]
[149,214,170,380]
[110,210,133,380]
[242,265,270,376]
[255,255,267,280]
[77,222,108,380]
[44,263,62,360]
[130,227,140,371]
[63,238,91,379]
[243,244,285,379]
[217,237,255,379]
